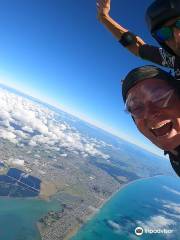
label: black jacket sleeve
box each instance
[168,152,180,177]
[139,44,175,69]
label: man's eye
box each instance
[131,105,144,113]
[155,98,166,107]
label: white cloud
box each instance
[153,198,180,227]
[0,129,17,142]
[161,200,180,215]
[0,87,109,159]
[159,209,180,221]
[22,126,34,133]
[163,202,180,214]
[107,220,121,231]
[163,185,180,196]
[137,215,176,230]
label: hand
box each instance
[96,0,111,22]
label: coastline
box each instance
[63,177,140,240]
[62,187,122,240]
[37,174,165,240]
[63,175,164,240]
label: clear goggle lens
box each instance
[125,89,175,119]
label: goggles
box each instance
[125,88,175,119]
[153,19,180,42]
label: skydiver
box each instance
[97,0,180,80]
[122,65,180,177]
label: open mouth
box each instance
[150,121,173,137]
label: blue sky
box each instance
[0,0,166,156]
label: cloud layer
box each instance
[0,88,109,159]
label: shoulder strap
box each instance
[168,152,180,177]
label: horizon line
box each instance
[0,81,165,159]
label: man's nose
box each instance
[143,103,159,119]
[173,28,180,46]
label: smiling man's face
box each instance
[126,78,180,152]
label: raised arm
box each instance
[96,0,146,56]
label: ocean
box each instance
[71,176,180,240]
[0,176,179,240]
[0,198,59,240]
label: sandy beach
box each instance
[62,179,136,240]
[62,175,162,240]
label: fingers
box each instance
[96,2,103,12]
[96,0,109,9]
[96,0,103,9]
[96,0,110,19]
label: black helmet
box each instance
[122,65,175,103]
[146,0,180,55]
